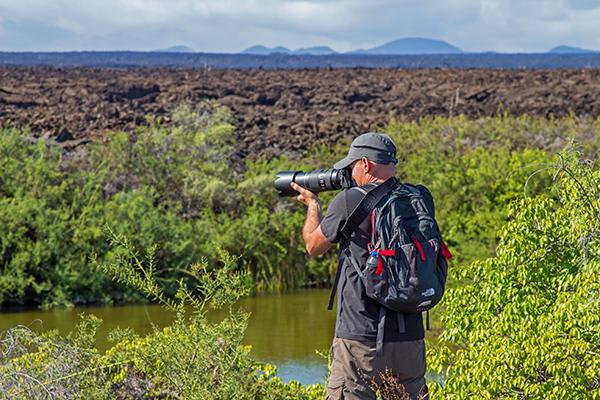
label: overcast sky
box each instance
[1,0,599,52]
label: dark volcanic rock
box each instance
[56,126,74,142]
[108,84,160,101]
[1,67,599,160]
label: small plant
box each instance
[92,227,257,398]
[0,317,113,399]
[371,369,429,400]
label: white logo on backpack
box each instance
[421,288,435,297]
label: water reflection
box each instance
[215,289,336,361]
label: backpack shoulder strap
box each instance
[340,177,399,240]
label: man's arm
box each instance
[291,182,332,256]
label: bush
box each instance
[428,151,600,399]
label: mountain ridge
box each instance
[152,45,195,53]
[548,45,597,54]
[243,45,336,55]
[242,37,463,55]
[241,38,599,56]
[352,37,463,55]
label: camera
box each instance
[274,168,355,197]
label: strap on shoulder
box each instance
[340,177,398,240]
[327,253,345,310]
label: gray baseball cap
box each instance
[333,132,398,170]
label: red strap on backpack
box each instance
[441,241,453,260]
[411,237,426,262]
[374,249,395,275]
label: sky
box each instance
[1,0,600,53]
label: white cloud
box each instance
[0,0,599,52]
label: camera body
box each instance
[275,168,355,197]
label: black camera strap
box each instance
[327,177,398,310]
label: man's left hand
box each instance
[291,182,319,207]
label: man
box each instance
[291,132,429,400]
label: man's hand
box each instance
[290,182,331,256]
[291,182,319,207]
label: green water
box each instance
[0,289,442,384]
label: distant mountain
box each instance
[153,45,195,53]
[242,45,336,55]
[358,37,463,55]
[548,45,596,54]
[292,46,336,55]
[242,37,463,56]
[242,45,291,55]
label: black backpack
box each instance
[328,178,451,355]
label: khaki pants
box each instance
[326,337,428,400]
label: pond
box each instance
[0,289,441,384]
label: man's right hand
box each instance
[290,182,330,256]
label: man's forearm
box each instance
[302,199,323,242]
[290,182,330,256]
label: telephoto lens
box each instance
[274,168,355,197]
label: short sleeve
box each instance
[320,191,349,244]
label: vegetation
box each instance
[429,151,599,399]
[1,107,599,398]
[1,148,597,399]
[1,106,598,308]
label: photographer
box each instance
[292,133,430,400]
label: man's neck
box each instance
[365,175,394,185]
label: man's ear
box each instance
[361,157,371,172]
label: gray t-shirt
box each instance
[321,183,425,342]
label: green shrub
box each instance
[428,151,600,399]
[0,129,81,307]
